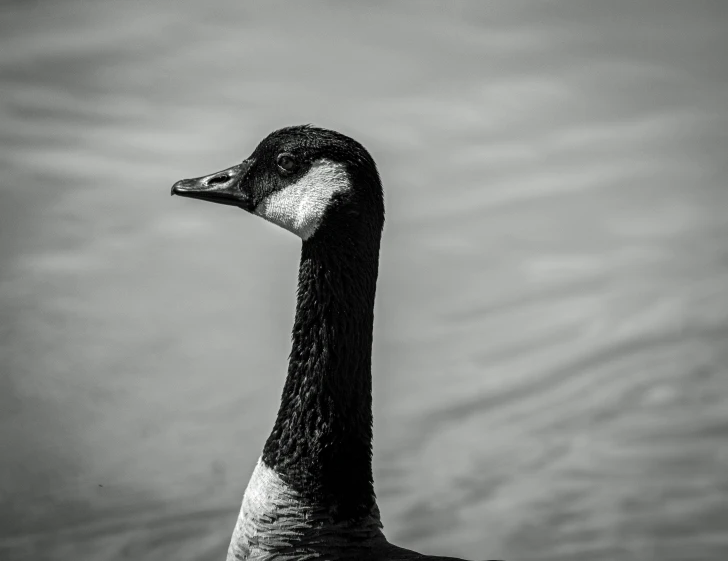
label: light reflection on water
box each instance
[1,2,727,560]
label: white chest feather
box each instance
[226,458,296,560]
[254,159,351,240]
[226,458,384,560]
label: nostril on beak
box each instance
[206,173,230,186]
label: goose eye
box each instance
[276,154,297,174]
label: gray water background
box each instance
[1,2,727,560]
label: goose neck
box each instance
[262,229,382,521]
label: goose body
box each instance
[172,126,491,561]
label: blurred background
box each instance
[1,1,727,560]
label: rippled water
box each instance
[1,2,727,560]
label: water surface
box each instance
[1,2,727,560]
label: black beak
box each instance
[171,161,254,210]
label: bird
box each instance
[171,125,495,561]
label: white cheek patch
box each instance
[254,159,351,240]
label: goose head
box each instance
[171,125,384,241]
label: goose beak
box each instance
[171,161,254,210]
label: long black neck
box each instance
[262,214,382,522]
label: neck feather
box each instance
[262,225,381,518]
[228,185,386,559]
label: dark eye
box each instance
[276,153,297,174]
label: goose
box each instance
[171,125,492,561]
